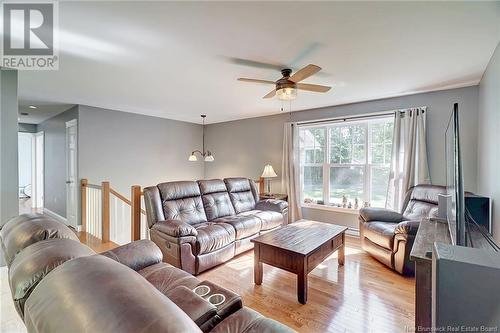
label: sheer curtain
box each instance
[281,122,302,223]
[386,107,431,211]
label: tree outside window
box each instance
[299,117,394,208]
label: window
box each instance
[299,116,394,208]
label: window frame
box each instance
[298,116,394,209]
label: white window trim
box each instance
[298,116,394,209]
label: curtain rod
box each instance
[295,106,427,127]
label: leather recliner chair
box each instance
[358,184,446,275]
[144,178,288,275]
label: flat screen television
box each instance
[445,103,466,246]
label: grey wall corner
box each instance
[0,69,19,224]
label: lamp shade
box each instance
[204,152,214,162]
[188,154,197,161]
[261,164,277,178]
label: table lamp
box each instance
[261,164,277,194]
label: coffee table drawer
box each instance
[307,234,343,272]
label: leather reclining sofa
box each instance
[144,177,288,275]
[0,213,294,333]
[358,184,446,275]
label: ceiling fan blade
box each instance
[296,83,332,93]
[238,78,276,85]
[263,90,276,99]
[226,57,287,71]
[290,64,322,83]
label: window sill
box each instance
[301,203,360,215]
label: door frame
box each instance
[65,119,78,228]
[33,131,44,208]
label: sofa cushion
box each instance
[224,178,258,214]
[138,262,200,295]
[23,255,202,333]
[194,222,236,255]
[198,179,228,195]
[238,210,283,231]
[9,238,94,318]
[362,221,397,249]
[158,181,201,201]
[407,184,446,205]
[157,181,208,225]
[213,215,261,240]
[1,214,79,265]
[162,197,207,225]
[199,179,235,221]
[403,200,439,220]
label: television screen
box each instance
[445,103,465,246]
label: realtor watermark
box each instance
[1,1,59,70]
[405,326,498,332]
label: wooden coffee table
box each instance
[251,219,347,304]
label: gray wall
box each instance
[477,42,500,242]
[18,123,37,133]
[205,86,479,229]
[78,105,204,205]
[37,106,79,218]
[0,69,19,225]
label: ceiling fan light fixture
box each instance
[276,87,297,101]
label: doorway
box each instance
[18,132,33,213]
[65,119,78,228]
[18,131,44,214]
[33,131,44,209]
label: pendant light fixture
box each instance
[188,114,214,162]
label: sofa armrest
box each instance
[100,239,162,271]
[394,220,420,236]
[255,199,288,214]
[165,286,217,326]
[211,307,296,333]
[359,207,404,223]
[151,220,198,238]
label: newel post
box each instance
[131,185,142,241]
[80,179,87,233]
[101,181,110,242]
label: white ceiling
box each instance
[18,102,74,124]
[17,1,500,124]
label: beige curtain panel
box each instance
[281,122,302,223]
[386,107,431,211]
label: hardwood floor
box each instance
[199,236,415,333]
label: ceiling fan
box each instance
[238,64,331,100]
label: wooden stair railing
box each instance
[81,179,146,242]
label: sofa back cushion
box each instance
[9,238,95,318]
[0,214,79,266]
[198,179,235,221]
[402,184,446,220]
[224,178,258,214]
[23,255,203,333]
[157,181,207,225]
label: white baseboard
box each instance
[43,208,68,225]
[346,228,360,237]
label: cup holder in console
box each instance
[193,285,211,297]
[207,293,226,307]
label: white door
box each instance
[33,131,44,208]
[66,120,78,227]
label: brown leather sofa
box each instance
[359,184,446,275]
[1,213,295,333]
[144,177,288,275]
